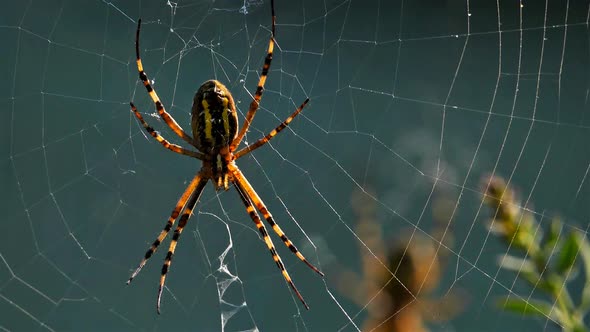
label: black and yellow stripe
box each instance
[127,0,325,314]
[127,172,204,285]
[233,180,310,310]
[135,19,194,146]
[156,176,208,314]
[232,166,324,277]
[129,102,204,159]
[235,98,309,159]
[191,80,238,153]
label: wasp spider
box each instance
[126,0,323,314]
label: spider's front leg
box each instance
[134,18,194,146]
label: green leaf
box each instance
[572,325,589,332]
[557,232,581,274]
[574,232,590,311]
[497,254,535,274]
[497,297,558,320]
[546,218,562,248]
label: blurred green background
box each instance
[1,0,589,331]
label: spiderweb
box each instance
[2,0,590,331]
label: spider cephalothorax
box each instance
[126,0,323,314]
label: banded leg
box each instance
[127,172,204,284]
[234,98,309,159]
[231,166,324,277]
[157,176,208,314]
[231,0,276,150]
[233,181,310,310]
[134,19,194,146]
[130,103,205,159]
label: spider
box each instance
[126,0,324,314]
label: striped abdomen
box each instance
[191,80,238,154]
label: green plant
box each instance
[483,176,590,332]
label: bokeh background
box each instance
[2,0,590,331]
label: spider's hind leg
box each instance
[156,175,208,314]
[126,172,205,284]
[233,179,310,310]
[231,166,324,277]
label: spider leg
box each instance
[130,103,205,159]
[127,172,204,285]
[231,0,276,150]
[231,166,324,277]
[134,19,195,146]
[233,180,310,310]
[234,98,309,159]
[157,175,208,314]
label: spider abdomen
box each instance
[191,80,238,154]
